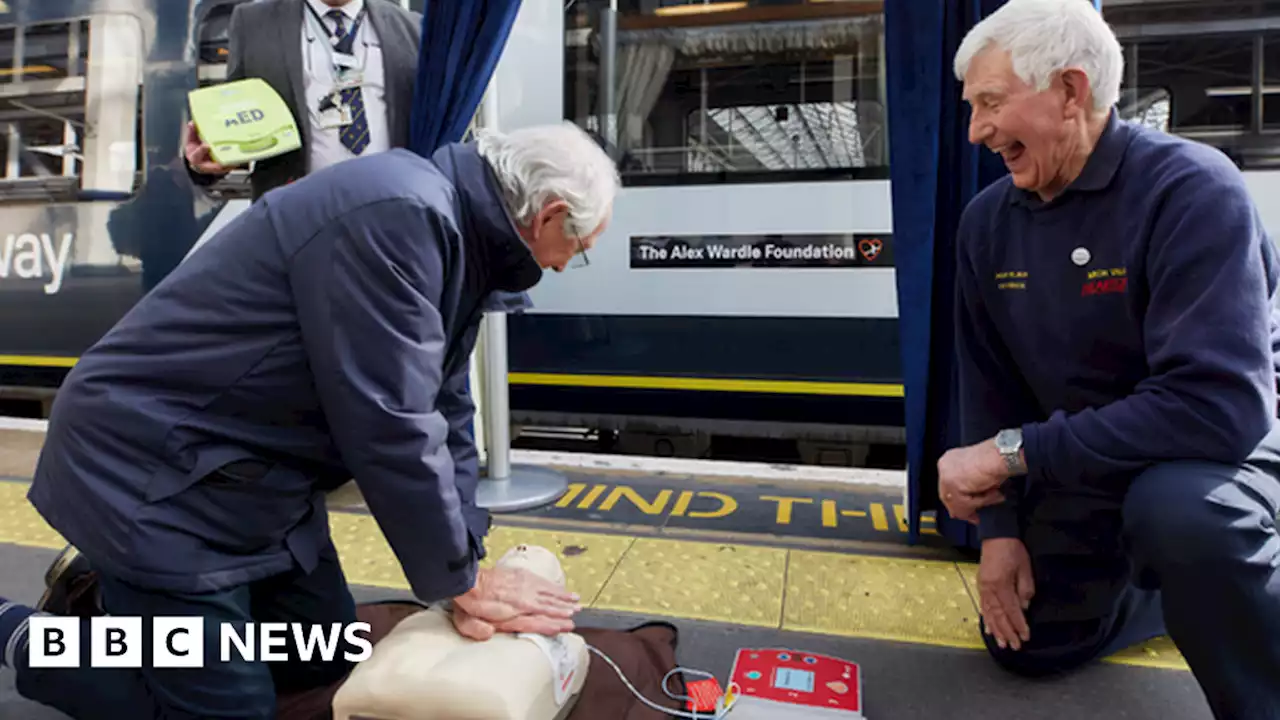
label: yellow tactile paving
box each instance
[1106,636,1188,671]
[785,550,983,649]
[329,511,635,606]
[592,536,788,628]
[0,481,62,549]
[0,478,1188,671]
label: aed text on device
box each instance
[26,616,373,669]
[225,108,266,127]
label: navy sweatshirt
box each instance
[954,110,1280,540]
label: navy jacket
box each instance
[954,110,1280,538]
[28,143,542,600]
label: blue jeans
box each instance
[14,541,358,719]
[983,426,1280,720]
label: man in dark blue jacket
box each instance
[937,1,1280,718]
[0,121,619,719]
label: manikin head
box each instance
[477,122,620,272]
[495,544,567,587]
[954,0,1124,201]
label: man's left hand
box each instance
[451,603,577,642]
[449,566,581,641]
[938,438,1009,524]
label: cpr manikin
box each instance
[331,545,590,720]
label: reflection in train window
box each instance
[1118,87,1171,134]
[0,16,142,202]
[6,113,85,178]
[1117,31,1280,169]
[22,21,90,79]
[565,0,887,185]
[0,20,90,83]
[1105,0,1280,170]
[0,28,12,76]
[198,4,236,77]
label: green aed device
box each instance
[188,78,301,167]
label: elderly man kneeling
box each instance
[0,121,620,720]
[936,1,1280,718]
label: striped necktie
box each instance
[328,10,369,155]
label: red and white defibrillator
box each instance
[720,647,865,719]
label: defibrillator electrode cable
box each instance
[585,644,738,719]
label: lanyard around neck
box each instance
[304,2,366,52]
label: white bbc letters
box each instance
[27,616,80,668]
[90,617,142,668]
[153,617,205,668]
[25,617,368,667]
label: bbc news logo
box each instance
[27,617,373,668]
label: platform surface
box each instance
[0,428,1212,718]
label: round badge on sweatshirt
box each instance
[1071,247,1091,266]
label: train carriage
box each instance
[0,0,1278,468]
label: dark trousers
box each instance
[984,426,1280,719]
[14,542,359,719]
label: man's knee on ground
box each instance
[1122,461,1265,575]
[980,620,1107,679]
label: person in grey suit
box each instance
[184,0,421,200]
[0,123,618,719]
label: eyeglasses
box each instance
[568,235,590,269]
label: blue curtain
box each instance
[888,0,1104,546]
[408,0,524,156]
[885,0,1009,548]
[407,0,524,457]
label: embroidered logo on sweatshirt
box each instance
[1082,266,1127,296]
[995,270,1027,290]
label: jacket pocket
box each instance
[143,448,316,555]
[145,445,260,503]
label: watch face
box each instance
[996,429,1021,450]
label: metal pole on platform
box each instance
[472,79,570,513]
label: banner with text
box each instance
[630,233,893,269]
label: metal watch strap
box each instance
[1000,448,1022,474]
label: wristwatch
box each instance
[994,428,1026,475]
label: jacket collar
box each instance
[430,142,542,303]
[304,0,363,22]
[1010,108,1129,209]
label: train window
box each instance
[0,16,143,203]
[1118,87,1171,134]
[0,27,12,77]
[1108,3,1280,169]
[197,3,237,86]
[1117,32,1280,169]
[565,0,888,186]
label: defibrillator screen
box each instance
[773,668,815,692]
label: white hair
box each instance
[475,121,621,238]
[953,0,1124,113]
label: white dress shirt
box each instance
[300,0,391,174]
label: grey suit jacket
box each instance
[191,0,422,200]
